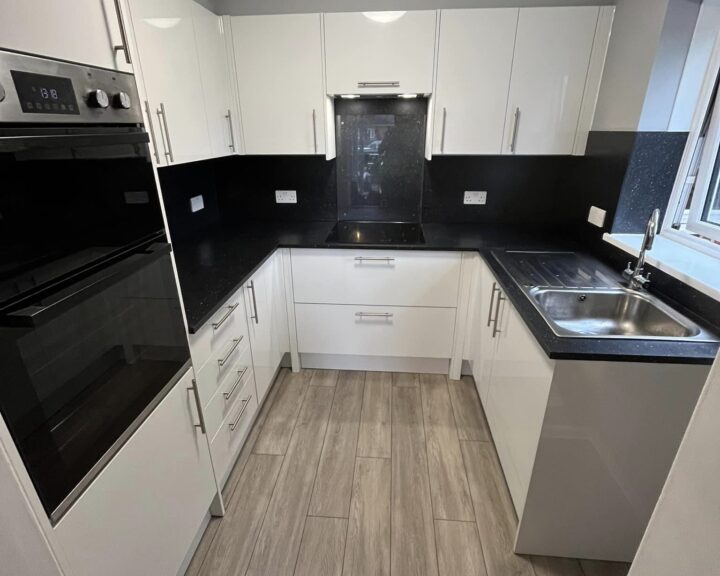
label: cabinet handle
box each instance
[144,100,160,164]
[487,282,500,327]
[218,337,243,366]
[187,379,207,434]
[112,0,132,65]
[354,256,395,263]
[212,302,239,330]
[156,103,174,163]
[225,109,235,151]
[440,107,447,153]
[358,81,400,88]
[509,107,520,153]
[492,292,506,338]
[355,312,393,318]
[312,108,318,154]
[248,281,259,324]
[224,366,248,401]
[229,396,252,431]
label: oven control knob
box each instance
[113,91,131,110]
[87,89,109,109]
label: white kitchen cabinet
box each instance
[432,9,518,154]
[125,0,211,165]
[502,7,599,155]
[324,11,437,95]
[471,258,503,405]
[192,2,239,157]
[245,251,290,401]
[230,14,326,155]
[0,0,132,72]
[53,368,216,576]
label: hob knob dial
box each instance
[114,91,131,109]
[87,89,109,109]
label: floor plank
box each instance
[435,520,488,576]
[447,376,491,442]
[253,369,312,455]
[580,560,631,576]
[245,386,334,576]
[393,372,420,387]
[392,385,439,576]
[294,517,347,576]
[460,441,535,576]
[532,555,585,576]
[309,371,365,518]
[357,372,391,459]
[343,457,391,576]
[421,374,475,521]
[184,518,220,576]
[198,454,283,576]
[310,369,340,387]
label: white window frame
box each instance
[663,32,720,256]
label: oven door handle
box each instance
[0,243,172,328]
[0,131,150,153]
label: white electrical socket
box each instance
[464,191,487,205]
[275,190,297,204]
[587,205,607,228]
[189,195,204,213]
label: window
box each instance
[666,39,720,253]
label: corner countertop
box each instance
[171,221,719,365]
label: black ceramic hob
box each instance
[325,221,426,245]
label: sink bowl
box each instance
[529,288,716,341]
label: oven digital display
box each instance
[10,70,80,115]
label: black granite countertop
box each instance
[172,221,719,365]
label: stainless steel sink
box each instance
[529,288,717,340]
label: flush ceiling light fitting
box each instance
[362,11,407,24]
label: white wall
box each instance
[629,352,720,575]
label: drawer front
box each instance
[296,304,456,358]
[291,249,461,307]
[210,376,258,484]
[204,359,255,439]
[188,290,248,370]
[196,333,251,407]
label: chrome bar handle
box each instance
[144,100,160,164]
[157,103,174,163]
[225,109,235,151]
[218,337,243,367]
[212,302,239,331]
[224,366,248,401]
[229,396,252,431]
[248,281,259,324]
[312,108,318,154]
[487,282,500,327]
[441,107,447,153]
[509,107,520,153]
[355,312,394,318]
[188,379,207,434]
[354,257,395,263]
[358,81,400,88]
[492,292,506,338]
[112,0,132,64]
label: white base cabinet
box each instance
[53,368,216,576]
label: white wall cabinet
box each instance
[0,0,133,72]
[192,3,240,157]
[324,11,437,95]
[53,368,216,576]
[245,251,290,401]
[502,7,600,155]
[432,9,517,154]
[231,14,326,155]
[125,0,212,165]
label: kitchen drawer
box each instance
[295,303,456,358]
[210,376,258,484]
[195,333,251,407]
[188,291,248,370]
[204,359,255,439]
[291,249,461,307]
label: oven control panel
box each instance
[0,50,142,124]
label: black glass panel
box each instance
[335,98,427,222]
[326,221,425,245]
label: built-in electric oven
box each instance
[0,50,190,523]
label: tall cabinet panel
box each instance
[125,0,211,165]
[502,7,599,155]
[433,9,518,155]
[231,14,326,155]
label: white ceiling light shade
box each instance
[362,11,407,24]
